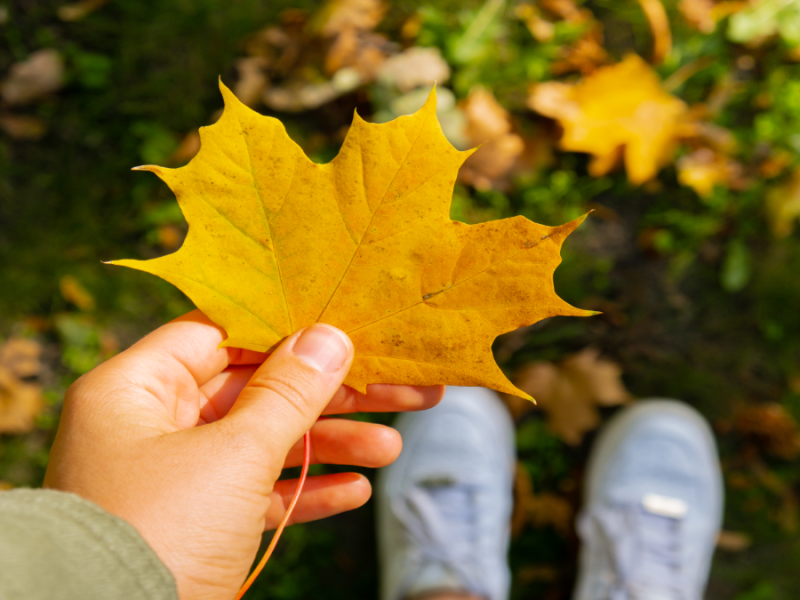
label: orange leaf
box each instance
[111,82,592,398]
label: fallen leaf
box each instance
[551,26,609,75]
[677,147,744,197]
[0,338,42,379]
[313,0,390,79]
[0,49,65,106]
[515,348,631,444]
[678,0,747,34]
[766,168,800,237]
[316,0,387,37]
[0,337,43,433]
[539,0,590,22]
[263,68,362,112]
[528,54,688,185]
[735,403,800,460]
[59,275,96,311]
[377,47,451,93]
[512,464,573,537]
[0,114,47,140]
[57,0,108,21]
[234,57,271,107]
[325,29,391,79]
[636,0,672,63]
[112,82,592,397]
[514,4,556,42]
[458,87,524,191]
[716,530,752,552]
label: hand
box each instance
[44,310,443,600]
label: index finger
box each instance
[119,310,268,388]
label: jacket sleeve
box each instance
[0,488,177,600]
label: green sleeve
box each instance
[0,488,178,600]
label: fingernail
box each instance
[292,324,351,373]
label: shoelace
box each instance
[578,503,685,600]
[391,480,487,598]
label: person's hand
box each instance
[43,310,443,600]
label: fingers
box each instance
[220,324,354,462]
[281,419,401,469]
[198,368,443,424]
[264,473,371,529]
[115,310,269,389]
[327,384,445,414]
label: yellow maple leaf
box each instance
[111,82,592,398]
[528,54,687,185]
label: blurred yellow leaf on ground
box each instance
[529,54,687,185]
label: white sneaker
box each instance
[376,387,516,600]
[573,400,724,600]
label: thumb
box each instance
[222,324,353,463]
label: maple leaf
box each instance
[111,82,591,398]
[528,54,687,185]
[510,347,631,444]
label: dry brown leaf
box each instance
[759,149,793,179]
[529,54,687,185]
[512,464,573,537]
[234,57,271,107]
[0,49,65,106]
[57,0,108,21]
[0,114,47,140]
[325,29,390,78]
[0,338,44,434]
[716,530,752,552]
[377,47,450,93]
[263,68,362,112]
[515,348,632,445]
[766,168,800,237]
[735,403,800,460]
[458,88,524,191]
[0,338,42,379]
[0,368,42,433]
[317,0,387,37]
[551,27,609,75]
[59,275,96,311]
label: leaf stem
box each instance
[235,430,312,600]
